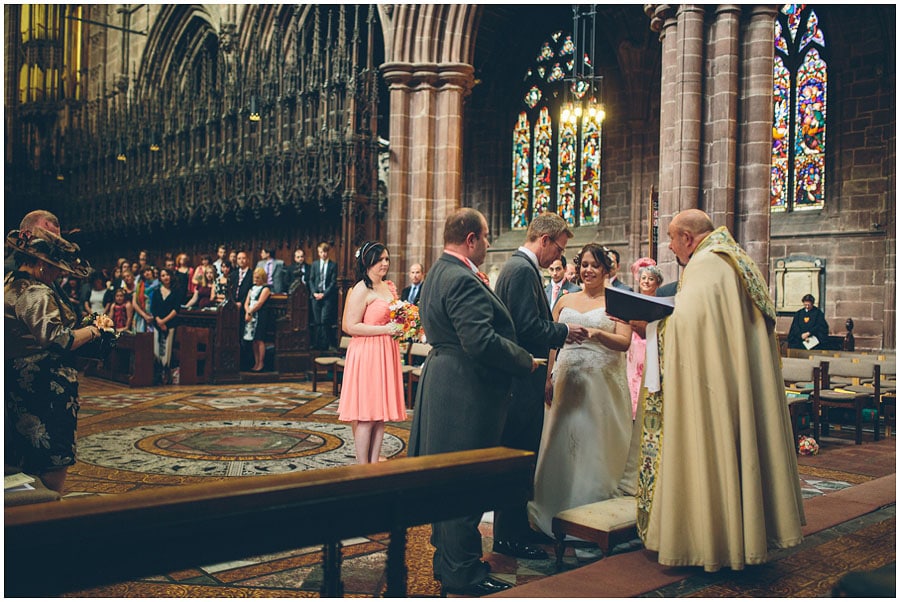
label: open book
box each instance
[605,286,675,323]
[802,335,820,350]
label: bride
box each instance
[528,243,637,538]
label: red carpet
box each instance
[493,474,895,598]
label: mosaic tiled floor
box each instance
[61,377,890,597]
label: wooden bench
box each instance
[551,496,638,571]
[6,447,534,597]
[93,331,154,387]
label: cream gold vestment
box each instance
[637,227,805,571]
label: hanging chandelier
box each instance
[561,4,605,125]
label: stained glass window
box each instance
[510,28,603,229]
[771,4,827,212]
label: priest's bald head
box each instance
[667,209,714,267]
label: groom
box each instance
[493,212,588,558]
[409,207,537,596]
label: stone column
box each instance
[705,5,741,232]
[649,4,705,282]
[736,5,777,281]
[648,4,679,282]
[381,62,475,274]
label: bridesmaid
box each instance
[338,241,407,464]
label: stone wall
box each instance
[771,6,895,350]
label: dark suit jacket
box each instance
[232,268,254,307]
[401,283,423,304]
[611,277,634,292]
[408,253,533,458]
[256,259,286,294]
[286,262,309,293]
[545,279,580,309]
[494,251,568,444]
[308,259,337,300]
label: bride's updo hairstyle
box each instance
[574,243,614,284]
[355,241,388,289]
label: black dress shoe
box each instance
[492,539,549,560]
[441,576,512,597]
[435,560,490,582]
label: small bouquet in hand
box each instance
[79,312,120,358]
[389,299,423,341]
[798,435,819,456]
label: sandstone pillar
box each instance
[381,62,474,273]
[737,5,777,281]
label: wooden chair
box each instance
[817,358,880,444]
[311,336,351,394]
[780,357,823,450]
[405,342,432,409]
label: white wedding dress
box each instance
[528,306,639,538]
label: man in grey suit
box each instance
[493,213,588,559]
[256,247,286,293]
[545,255,581,309]
[409,208,537,597]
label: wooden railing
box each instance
[5,447,535,597]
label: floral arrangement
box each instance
[389,299,423,341]
[82,312,116,334]
[798,435,819,456]
[75,313,120,359]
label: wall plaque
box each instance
[774,255,825,314]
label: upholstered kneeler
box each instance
[551,496,638,571]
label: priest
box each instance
[636,209,805,572]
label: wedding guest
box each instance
[174,253,192,302]
[338,241,407,464]
[636,209,804,571]
[528,243,635,538]
[5,227,97,492]
[243,267,273,372]
[151,267,180,383]
[256,247,286,294]
[545,255,580,309]
[105,287,134,332]
[309,242,338,350]
[133,265,158,333]
[212,244,228,277]
[607,249,633,291]
[787,294,829,350]
[626,264,663,418]
[564,262,578,285]
[214,260,233,303]
[400,263,425,305]
[82,271,110,316]
[184,264,217,309]
[287,248,310,293]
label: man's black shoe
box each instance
[441,576,512,597]
[492,539,549,560]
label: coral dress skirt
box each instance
[338,297,408,422]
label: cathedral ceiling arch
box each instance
[381,4,479,65]
[140,5,219,95]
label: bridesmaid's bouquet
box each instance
[389,299,423,341]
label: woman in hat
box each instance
[5,227,106,493]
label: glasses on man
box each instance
[548,237,565,255]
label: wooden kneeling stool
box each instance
[551,496,638,571]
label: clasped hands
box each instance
[565,324,589,344]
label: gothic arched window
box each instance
[771,4,827,213]
[511,30,603,229]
